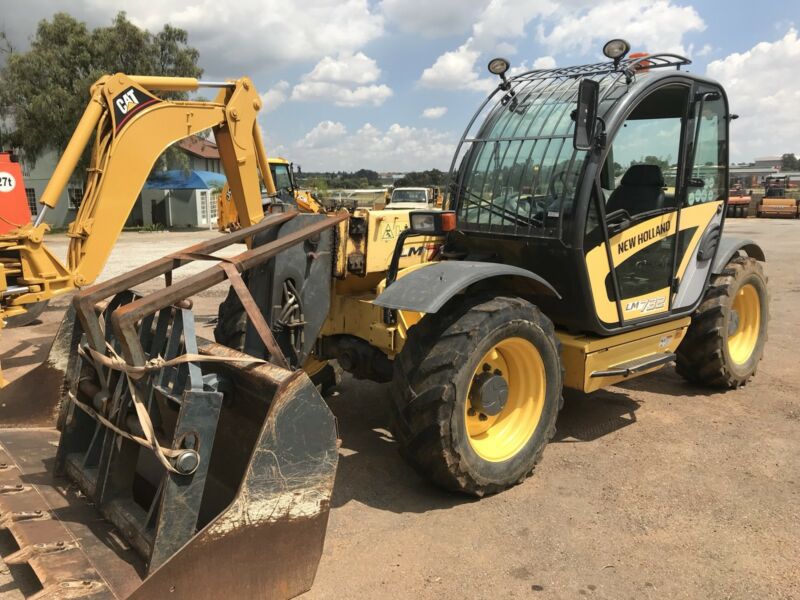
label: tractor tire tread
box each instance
[676,256,768,388]
[390,295,562,496]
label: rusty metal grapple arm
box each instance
[0,211,346,599]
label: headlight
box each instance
[409,211,457,234]
[410,213,436,233]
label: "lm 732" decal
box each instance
[625,296,666,313]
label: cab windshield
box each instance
[392,190,428,202]
[453,73,628,238]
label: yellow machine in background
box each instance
[216,156,323,231]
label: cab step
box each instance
[590,352,676,378]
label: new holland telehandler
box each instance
[0,40,768,599]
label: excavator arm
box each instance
[0,73,276,323]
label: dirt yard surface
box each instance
[1,219,798,599]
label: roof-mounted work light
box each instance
[487,57,511,90]
[603,39,631,68]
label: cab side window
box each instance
[271,164,293,192]
[685,94,726,206]
[602,85,688,219]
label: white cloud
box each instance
[532,55,556,69]
[420,0,704,92]
[537,0,705,56]
[706,29,800,162]
[1,0,384,78]
[292,121,456,170]
[380,0,489,37]
[419,41,495,91]
[471,0,556,50]
[291,51,392,107]
[418,0,555,90]
[304,52,381,84]
[291,81,393,107]
[296,121,348,149]
[260,81,290,113]
[695,43,713,57]
[422,106,448,119]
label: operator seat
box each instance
[606,164,666,215]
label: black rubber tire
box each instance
[4,300,49,328]
[676,256,768,388]
[214,284,247,351]
[390,296,563,496]
[213,284,341,395]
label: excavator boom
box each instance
[0,73,275,325]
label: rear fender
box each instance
[373,261,560,313]
[712,237,765,274]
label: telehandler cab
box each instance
[216,156,323,232]
[0,40,768,599]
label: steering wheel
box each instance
[547,170,570,200]
[605,208,631,224]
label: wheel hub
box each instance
[469,371,509,416]
[728,309,740,336]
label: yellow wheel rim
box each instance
[465,337,546,462]
[303,355,328,378]
[727,283,761,365]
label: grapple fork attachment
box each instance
[0,212,346,599]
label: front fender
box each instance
[373,261,560,313]
[712,237,766,274]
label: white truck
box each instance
[387,186,436,209]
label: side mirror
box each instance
[573,79,600,151]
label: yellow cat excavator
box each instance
[0,74,278,333]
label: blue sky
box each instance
[3,0,799,170]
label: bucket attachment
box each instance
[0,304,81,428]
[0,211,346,599]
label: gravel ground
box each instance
[1,219,798,599]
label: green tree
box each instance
[0,12,202,172]
[394,169,447,187]
[781,153,799,171]
[353,168,380,185]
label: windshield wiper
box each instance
[457,185,539,227]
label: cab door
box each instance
[671,84,728,309]
[583,83,690,326]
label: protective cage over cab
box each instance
[447,51,732,336]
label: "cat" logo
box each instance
[115,89,140,115]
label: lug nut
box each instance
[483,363,491,372]
[479,413,488,422]
[467,408,477,417]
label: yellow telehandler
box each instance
[0,40,769,599]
